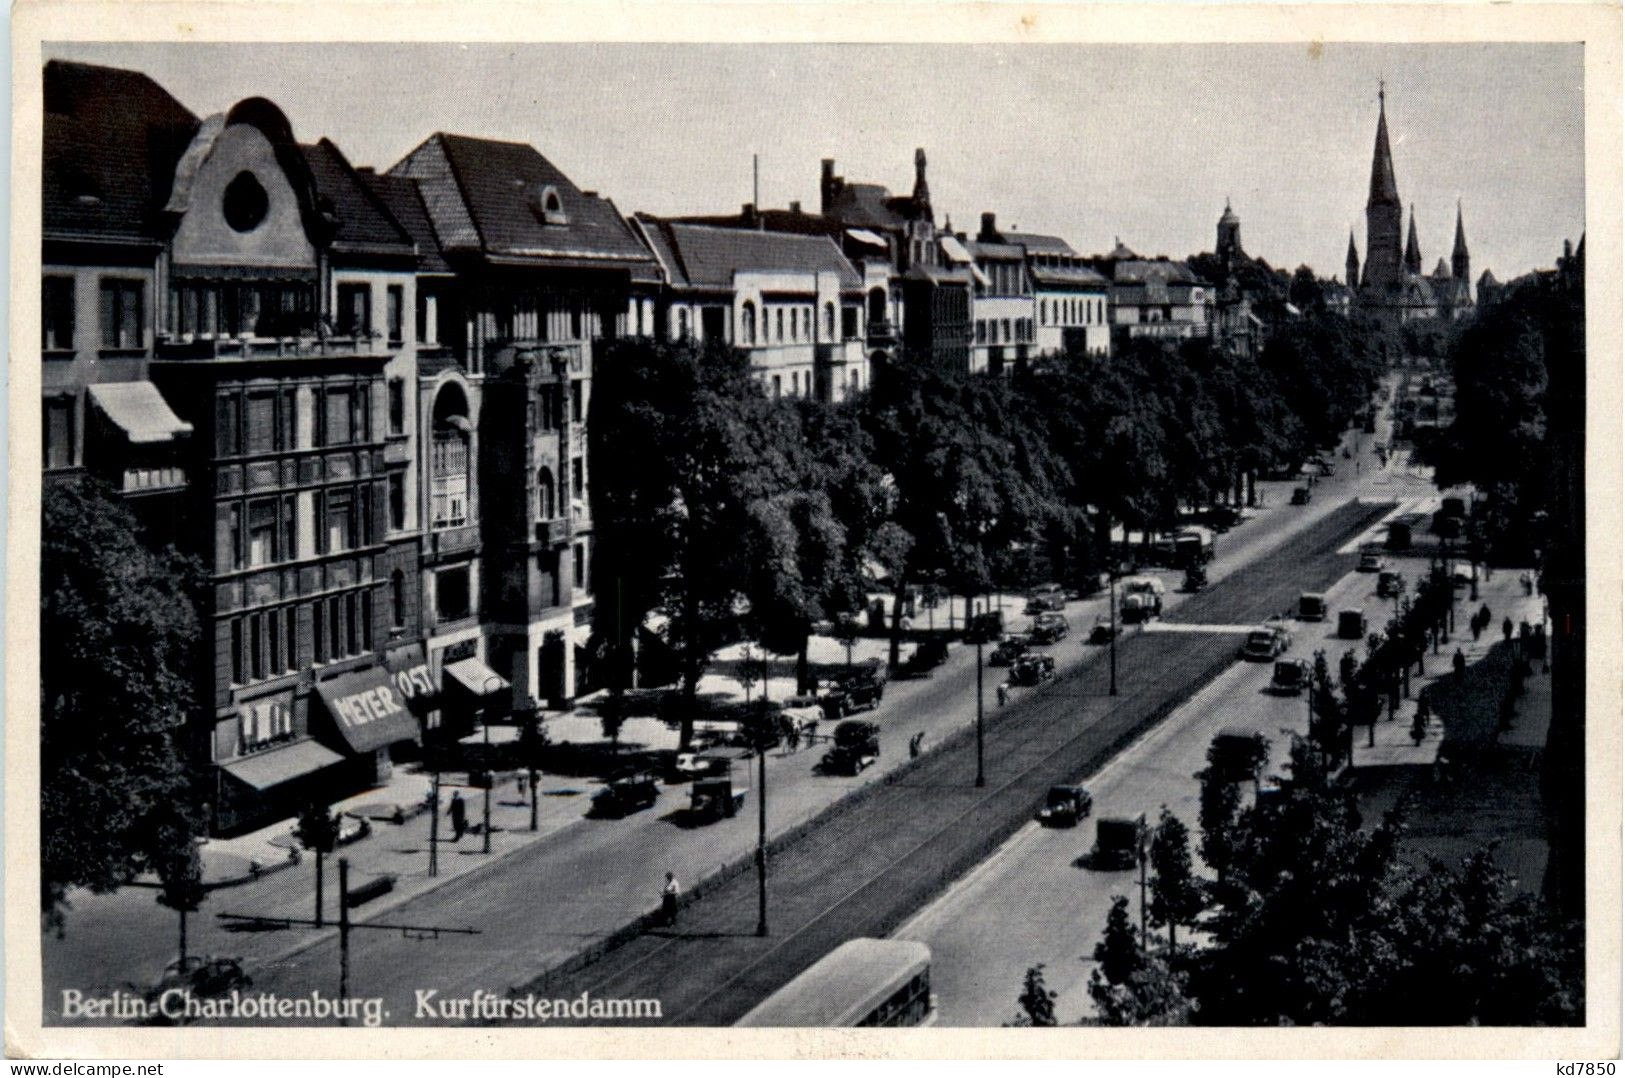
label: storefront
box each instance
[313,665,421,785]
[441,655,510,734]
[213,689,345,834]
[383,641,441,749]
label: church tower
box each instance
[1216,199,1242,268]
[1404,206,1422,276]
[911,147,932,219]
[1362,84,1404,290]
[1346,231,1360,288]
[1452,200,1471,281]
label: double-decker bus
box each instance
[735,938,935,1027]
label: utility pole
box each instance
[975,608,985,788]
[338,858,350,1021]
[429,771,440,877]
[1109,570,1119,696]
[1137,814,1149,950]
[757,651,769,936]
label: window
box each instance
[571,455,584,500]
[677,308,689,341]
[44,397,75,470]
[99,279,144,350]
[222,172,269,233]
[776,308,785,341]
[249,615,265,681]
[388,378,405,435]
[231,619,244,684]
[245,393,276,455]
[772,375,781,398]
[287,606,299,668]
[312,599,325,663]
[842,305,859,339]
[573,543,586,590]
[791,372,800,397]
[571,381,583,424]
[391,570,406,628]
[536,467,555,520]
[43,276,74,351]
[824,302,835,339]
[386,286,404,345]
[238,696,293,753]
[247,498,278,567]
[337,284,371,338]
[326,490,357,553]
[1001,319,1012,343]
[388,471,406,532]
[436,566,470,622]
[976,320,987,344]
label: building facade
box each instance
[1088,241,1214,344]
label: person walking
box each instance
[448,789,467,842]
[1470,614,1483,643]
[661,871,680,927]
[1502,616,1514,643]
[1452,648,1467,680]
[996,682,1010,708]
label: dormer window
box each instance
[526,183,568,226]
[223,171,269,233]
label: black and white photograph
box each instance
[9,2,1619,1059]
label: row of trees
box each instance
[591,315,1384,749]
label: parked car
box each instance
[1313,457,1336,477]
[1358,551,1386,573]
[988,634,1030,666]
[1193,505,1241,531]
[819,720,880,776]
[1009,653,1056,687]
[1338,608,1369,640]
[1271,659,1312,695]
[590,772,661,818]
[1087,615,1120,645]
[1024,583,1067,614]
[899,637,950,677]
[689,776,748,822]
[671,751,734,781]
[1297,592,1328,621]
[1377,569,1405,598]
[1120,592,1159,625]
[1290,486,1313,506]
[1182,565,1209,592]
[1091,816,1144,871]
[1241,623,1291,661]
[965,610,1004,644]
[1386,521,1413,551]
[1037,785,1093,827]
[1029,612,1071,643]
[1434,514,1463,540]
[820,664,886,718]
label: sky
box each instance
[44,41,1585,282]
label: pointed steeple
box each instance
[1346,230,1360,288]
[1451,200,1470,281]
[1404,205,1422,275]
[912,147,931,215]
[1368,83,1400,208]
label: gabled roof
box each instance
[360,170,452,273]
[825,182,918,230]
[634,217,861,291]
[43,60,200,244]
[1113,259,1201,286]
[1002,231,1077,256]
[301,139,415,258]
[1369,96,1401,207]
[390,133,653,268]
[966,239,1025,263]
[1031,264,1110,290]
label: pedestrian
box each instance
[996,682,1010,708]
[449,789,467,842]
[661,871,680,927]
[1470,614,1482,643]
[909,732,922,759]
[1502,616,1514,643]
[1478,603,1492,630]
[1452,648,1467,679]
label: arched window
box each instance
[824,302,835,339]
[741,301,756,345]
[536,466,556,520]
[868,287,886,325]
[677,308,689,341]
[776,308,785,342]
[390,569,406,628]
[430,383,471,529]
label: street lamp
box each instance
[1108,567,1119,697]
[975,599,985,788]
[480,674,505,854]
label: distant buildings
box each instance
[1088,240,1215,344]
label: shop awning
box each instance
[444,657,509,697]
[221,739,343,791]
[383,642,438,710]
[87,382,193,444]
[315,666,420,754]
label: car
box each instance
[671,751,734,781]
[1297,592,1328,621]
[590,772,661,818]
[1447,561,1474,588]
[1270,659,1311,695]
[140,957,252,1022]
[1037,785,1093,827]
[1009,653,1056,687]
[819,720,880,776]
[899,637,950,677]
[1358,551,1386,573]
[1377,569,1404,598]
[777,696,824,737]
[1385,521,1413,551]
[1091,816,1144,871]
[1313,458,1336,477]
[965,610,1005,644]
[1029,612,1071,644]
[1024,583,1067,614]
[1434,514,1463,540]
[1338,609,1369,640]
[1120,592,1159,624]
[1290,486,1313,506]
[988,634,1030,666]
[1087,615,1120,645]
[1241,624,1291,661]
[689,776,748,822]
[1182,565,1209,592]
[1121,575,1167,599]
[820,664,886,717]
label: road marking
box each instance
[1140,622,1261,635]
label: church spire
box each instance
[1346,230,1360,288]
[1404,205,1422,275]
[1368,82,1400,208]
[1452,200,1470,281]
[912,147,931,216]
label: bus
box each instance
[735,939,936,1027]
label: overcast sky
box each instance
[45,41,1584,281]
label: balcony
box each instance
[485,339,589,379]
[866,320,898,343]
[535,517,571,545]
[428,524,480,561]
[154,334,385,361]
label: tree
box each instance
[1014,964,1058,1026]
[1147,808,1203,950]
[151,820,205,973]
[1089,952,1193,1027]
[1093,895,1144,986]
[294,799,341,928]
[41,478,205,931]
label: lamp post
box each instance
[1108,568,1119,697]
[975,600,985,788]
[480,674,504,855]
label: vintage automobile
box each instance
[1386,521,1413,551]
[820,664,886,718]
[1029,612,1071,643]
[777,696,824,739]
[1091,816,1144,871]
[898,637,950,677]
[1183,565,1209,592]
[1036,785,1093,827]
[1358,551,1386,573]
[965,609,1005,644]
[140,957,253,1024]
[1338,608,1369,640]
[1087,615,1120,645]
[590,772,661,818]
[1009,653,1056,687]
[689,776,748,823]
[988,634,1030,667]
[1120,592,1159,625]
[1271,659,1312,695]
[1024,583,1067,615]
[1241,623,1291,661]
[1377,569,1405,598]
[1290,485,1313,506]
[671,750,735,781]
[819,720,881,776]
[1297,592,1328,621]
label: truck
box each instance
[1208,729,1268,785]
[1091,816,1144,871]
[589,772,661,818]
[689,775,748,823]
[819,720,880,776]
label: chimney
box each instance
[820,158,837,214]
[742,202,759,228]
[790,200,802,215]
[980,212,996,241]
